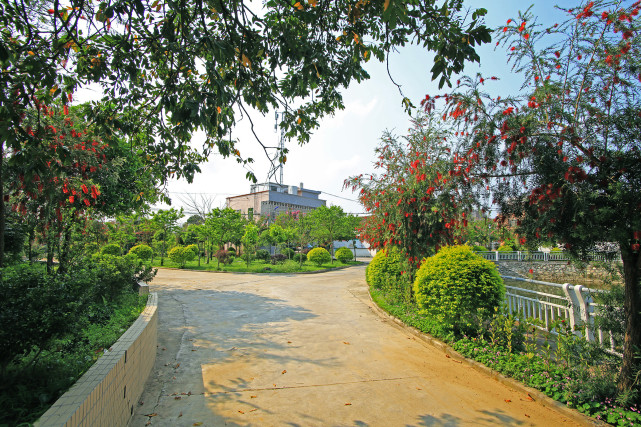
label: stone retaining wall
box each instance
[496,260,621,286]
[36,292,158,427]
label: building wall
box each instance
[226,187,326,220]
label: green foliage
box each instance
[227,247,237,254]
[186,244,199,256]
[87,254,156,303]
[168,246,196,268]
[366,247,405,291]
[128,244,153,261]
[255,249,270,262]
[413,245,504,335]
[0,265,84,373]
[293,253,307,263]
[307,247,331,266]
[281,248,295,259]
[270,254,287,265]
[497,245,514,252]
[101,243,121,256]
[551,247,563,253]
[335,247,354,263]
[473,245,488,252]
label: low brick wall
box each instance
[36,292,158,427]
[496,260,622,286]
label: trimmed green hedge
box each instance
[307,247,331,266]
[413,245,504,335]
[335,247,353,263]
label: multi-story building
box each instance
[226,182,326,222]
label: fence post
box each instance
[562,283,581,336]
[495,251,499,262]
[573,285,595,341]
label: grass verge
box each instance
[151,257,362,273]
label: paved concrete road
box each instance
[130,266,580,427]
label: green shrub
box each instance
[0,265,85,374]
[281,248,295,259]
[168,246,196,267]
[271,254,287,264]
[307,247,331,266]
[551,247,563,253]
[128,244,153,261]
[216,249,233,265]
[472,245,488,252]
[335,247,353,263]
[186,244,199,257]
[88,253,156,302]
[497,245,514,252]
[366,247,405,290]
[227,246,236,254]
[101,243,121,256]
[413,245,504,336]
[255,249,270,261]
[293,253,306,263]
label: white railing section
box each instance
[479,251,617,262]
[502,275,620,356]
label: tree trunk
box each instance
[0,141,5,268]
[618,249,641,393]
[57,224,73,274]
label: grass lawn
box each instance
[150,257,362,273]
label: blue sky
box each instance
[155,1,573,217]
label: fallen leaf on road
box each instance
[416,387,422,390]
[174,396,182,400]
[526,393,535,401]
[287,341,292,343]
[445,354,451,358]
[179,412,182,417]
[282,370,287,374]
[193,423,203,426]
[345,403,352,406]
[139,400,144,405]
[191,349,197,351]
[174,363,180,369]
[238,410,245,414]
[188,391,192,396]
[525,413,530,418]
[162,347,166,351]
[171,393,177,396]
[144,413,157,417]
[505,399,511,403]
[250,396,257,399]
[249,409,257,412]
[343,341,350,345]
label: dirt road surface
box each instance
[130,265,584,426]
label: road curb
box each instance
[154,263,364,275]
[366,291,605,426]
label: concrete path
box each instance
[130,266,581,427]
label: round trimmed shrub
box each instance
[293,253,306,263]
[168,246,196,268]
[281,248,295,259]
[186,244,199,257]
[335,247,353,263]
[472,245,488,252]
[497,245,514,252]
[256,249,270,262]
[128,244,153,261]
[413,245,504,335]
[307,247,331,266]
[366,247,404,290]
[101,243,121,256]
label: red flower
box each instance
[68,195,74,204]
[528,268,534,274]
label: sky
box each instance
[88,1,572,218]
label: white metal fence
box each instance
[502,275,620,356]
[479,251,616,262]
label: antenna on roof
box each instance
[267,111,285,185]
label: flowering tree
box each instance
[346,113,477,276]
[422,0,641,392]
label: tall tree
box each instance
[422,1,641,392]
[310,205,349,263]
[151,208,184,266]
[205,208,245,268]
